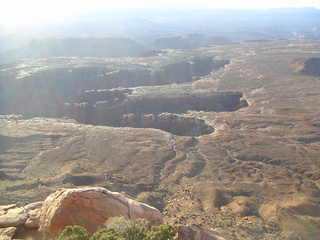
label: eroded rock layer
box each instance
[0,56,228,117]
[121,113,214,136]
[62,87,246,135]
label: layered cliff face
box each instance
[62,87,246,136]
[0,56,228,117]
[121,113,214,136]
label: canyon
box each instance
[1,40,320,239]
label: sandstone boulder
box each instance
[39,187,163,235]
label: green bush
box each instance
[58,225,89,240]
[57,218,177,240]
[90,229,125,240]
[105,217,148,240]
[145,224,177,240]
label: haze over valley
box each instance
[1,2,320,240]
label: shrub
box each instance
[57,218,177,240]
[90,229,125,240]
[58,225,89,240]
[145,224,177,240]
[105,217,148,240]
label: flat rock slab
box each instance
[0,208,27,227]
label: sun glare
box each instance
[0,0,319,30]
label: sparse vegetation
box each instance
[90,229,125,240]
[104,217,148,240]
[145,224,177,240]
[58,225,89,240]
[57,218,177,240]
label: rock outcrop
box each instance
[0,187,163,238]
[0,187,231,239]
[0,206,27,228]
[39,187,163,235]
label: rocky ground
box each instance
[1,40,320,239]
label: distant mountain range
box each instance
[0,38,147,63]
[1,8,320,64]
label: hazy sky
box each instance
[1,0,320,29]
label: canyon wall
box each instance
[0,57,228,117]
[62,88,247,135]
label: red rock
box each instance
[39,187,162,235]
